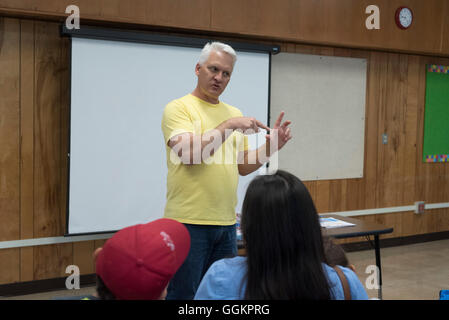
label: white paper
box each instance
[320,217,355,229]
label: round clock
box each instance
[395,7,413,29]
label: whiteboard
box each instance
[270,52,367,181]
[68,37,270,235]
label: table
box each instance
[320,214,394,299]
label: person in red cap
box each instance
[92,218,191,300]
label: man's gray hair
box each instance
[198,42,237,67]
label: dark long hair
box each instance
[241,170,330,300]
[96,276,116,300]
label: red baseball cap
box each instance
[95,218,190,300]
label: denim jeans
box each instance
[166,223,237,300]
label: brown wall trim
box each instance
[341,231,449,252]
[0,274,96,298]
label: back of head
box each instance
[95,218,190,300]
[323,236,350,267]
[241,170,330,299]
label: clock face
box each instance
[398,7,413,28]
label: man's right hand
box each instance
[167,116,270,165]
[226,117,270,134]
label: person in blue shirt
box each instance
[194,170,368,300]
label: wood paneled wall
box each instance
[0,0,449,57]
[0,18,107,285]
[0,13,448,285]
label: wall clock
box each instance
[395,7,413,29]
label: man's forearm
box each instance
[237,143,272,176]
[173,119,235,165]
[196,120,234,163]
[170,116,270,165]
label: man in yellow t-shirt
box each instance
[161,42,292,299]
[162,93,249,226]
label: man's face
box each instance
[195,50,234,100]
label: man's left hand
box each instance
[265,111,292,153]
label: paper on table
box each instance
[320,217,355,229]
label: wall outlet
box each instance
[415,201,425,214]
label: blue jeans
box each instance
[166,223,237,300]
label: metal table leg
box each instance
[374,235,382,299]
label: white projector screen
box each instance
[68,36,271,235]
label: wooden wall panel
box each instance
[366,0,444,54]
[33,21,73,280]
[73,242,95,276]
[360,50,379,211]
[0,17,20,284]
[74,0,212,30]
[1,1,449,56]
[0,0,212,31]
[377,53,409,207]
[210,0,447,56]
[211,0,300,40]
[34,21,62,239]
[19,19,35,282]
[442,1,449,54]
[0,18,20,239]
[402,55,420,205]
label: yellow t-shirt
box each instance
[161,94,249,225]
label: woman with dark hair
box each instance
[194,170,368,300]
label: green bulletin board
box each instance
[423,65,449,163]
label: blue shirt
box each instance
[194,256,369,300]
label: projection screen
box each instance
[66,28,276,235]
